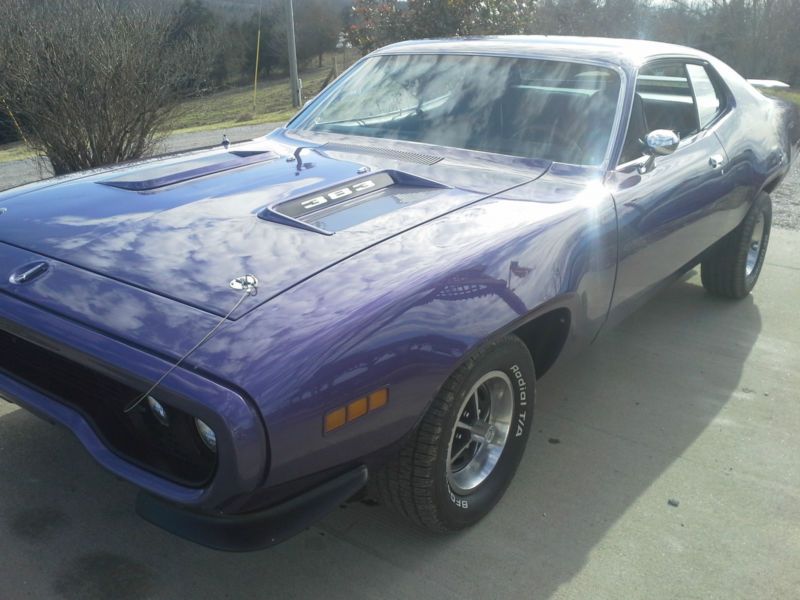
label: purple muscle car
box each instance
[0,37,797,550]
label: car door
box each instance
[605,59,739,313]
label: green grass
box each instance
[759,86,800,108]
[0,60,346,164]
[169,62,345,132]
[0,142,38,163]
[771,89,800,108]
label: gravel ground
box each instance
[772,158,800,229]
[1,131,798,230]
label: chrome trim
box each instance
[446,370,515,494]
[645,129,681,156]
[746,211,766,277]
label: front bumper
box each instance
[0,292,268,510]
[136,465,369,551]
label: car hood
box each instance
[0,131,546,318]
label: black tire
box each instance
[701,192,772,299]
[374,335,535,532]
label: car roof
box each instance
[374,36,708,68]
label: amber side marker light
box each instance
[324,388,389,433]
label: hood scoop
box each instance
[100,149,278,192]
[259,170,450,234]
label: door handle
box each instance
[708,154,725,169]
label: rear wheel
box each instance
[701,192,771,299]
[374,335,535,531]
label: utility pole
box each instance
[285,0,301,107]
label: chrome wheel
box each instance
[375,335,534,531]
[446,370,514,494]
[746,211,765,277]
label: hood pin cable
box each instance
[123,275,259,414]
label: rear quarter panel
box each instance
[710,57,795,197]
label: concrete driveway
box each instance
[1,230,799,600]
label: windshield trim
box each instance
[282,127,560,176]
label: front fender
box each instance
[189,178,617,489]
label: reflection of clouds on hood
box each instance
[50,212,154,227]
[191,198,569,378]
[45,167,518,317]
[187,177,616,414]
[1,132,602,386]
[2,129,541,318]
[16,267,220,358]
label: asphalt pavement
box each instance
[1,227,799,599]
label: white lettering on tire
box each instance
[510,364,527,437]
[448,484,469,509]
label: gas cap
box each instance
[9,261,49,284]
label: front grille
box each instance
[0,328,216,487]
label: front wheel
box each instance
[374,335,535,532]
[701,191,772,299]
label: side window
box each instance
[636,63,699,139]
[620,62,696,163]
[620,61,723,165]
[686,64,724,128]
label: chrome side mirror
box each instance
[645,129,680,155]
[638,129,680,173]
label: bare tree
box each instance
[297,0,344,68]
[0,0,214,175]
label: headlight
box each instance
[195,418,217,452]
[147,395,169,427]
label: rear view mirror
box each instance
[645,129,680,155]
[638,129,680,173]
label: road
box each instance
[0,122,283,193]
[1,227,799,599]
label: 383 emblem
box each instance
[275,171,396,219]
[300,179,378,209]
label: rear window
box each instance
[686,64,723,128]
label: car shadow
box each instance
[0,272,761,600]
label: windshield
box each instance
[291,54,621,166]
